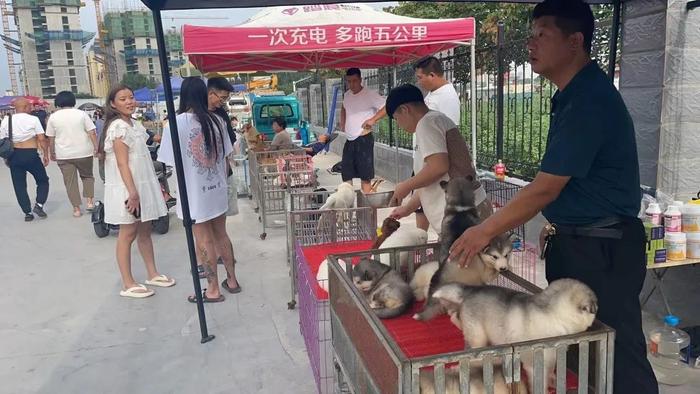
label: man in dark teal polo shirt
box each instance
[449,0,658,392]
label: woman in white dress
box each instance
[158,77,240,303]
[99,85,175,298]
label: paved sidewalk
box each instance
[0,160,315,393]
[2,151,698,393]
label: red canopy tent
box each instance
[183,3,479,191]
[183,4,475,72]
[183,4,479,164]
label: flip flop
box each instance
[86,204,95,212]
[145,274,176,288]
[188,290,225,303]
[221,280,242,294]
[120,284,154,298]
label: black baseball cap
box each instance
[386,84,425,119]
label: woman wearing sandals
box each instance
[99,85,176,298]
[158,77,241,303]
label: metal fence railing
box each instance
[298,13,616,181]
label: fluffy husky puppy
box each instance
[410,233,514,302]
[413,176,513,320]
[419,366,528,394]
[352,258,413,319]
[432,279,598,391]
[437,176,481,264]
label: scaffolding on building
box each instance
[1,1,21,94]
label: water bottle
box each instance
[647,315,691,385]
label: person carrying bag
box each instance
[0,113,14,161]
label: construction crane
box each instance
[0,0,20,94]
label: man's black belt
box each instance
[551,216,626,240]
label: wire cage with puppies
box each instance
[327,244,615,394]
[481,177,539,289]
[248,146,305,210]
[289,206,376,394]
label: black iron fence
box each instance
[298,14,616,181]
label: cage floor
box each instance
[382,301,465,359]
[300,241,374,300]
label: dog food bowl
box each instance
[356,190,394,209]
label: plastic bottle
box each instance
[493,159,506,181]
[645,203,662,225]
[665,232,687,261]
[686,232,700,259]
[664,205,682,233]
[681,203,700,233]
[648,315,691,385]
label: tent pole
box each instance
[470,38,477,168]
[152,8,214,344]
[392,67,399,184]
[607,0,621,80]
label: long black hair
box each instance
[178,77,222,161]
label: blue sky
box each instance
[0,1,397,95]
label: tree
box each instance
[385,2,616,82]
[120,73,157,90]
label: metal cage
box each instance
[230,154,250,197]
[328,244,615,394]
[289,207,376,394]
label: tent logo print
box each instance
[282,7,299,16]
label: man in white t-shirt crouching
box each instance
[338,68,386,193]
[411,56,462,231]
[387,84,491,235]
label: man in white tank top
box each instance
[412,56,462,231]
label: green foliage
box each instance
[378,2,617,179]
[74,93,97,99]
[120,73,157,90]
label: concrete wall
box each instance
[323,129,413,184]
[619,0,668,188]
[656,0,700,199]
[620,0,700,199]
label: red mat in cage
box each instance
[301,241,374,300]
[382,301,465,358]
[300,243,578,390]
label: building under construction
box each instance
[10,0,94,97]
[102,10,184,85]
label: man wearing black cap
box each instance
[449,0,658,392]
[386,84,489,234]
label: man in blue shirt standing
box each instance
[450,0,658,392]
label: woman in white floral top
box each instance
[98,85,175,298]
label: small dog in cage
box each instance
[431,279,598,392]
[316,182,357,236]
[419,365,528,394]
[318,182,356,210]
[375,225,429,267]
[412,176,513,320]
[410,232,515,303]
[437,176,481,264]
[352,258,413,319]
[316,257,349,293]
